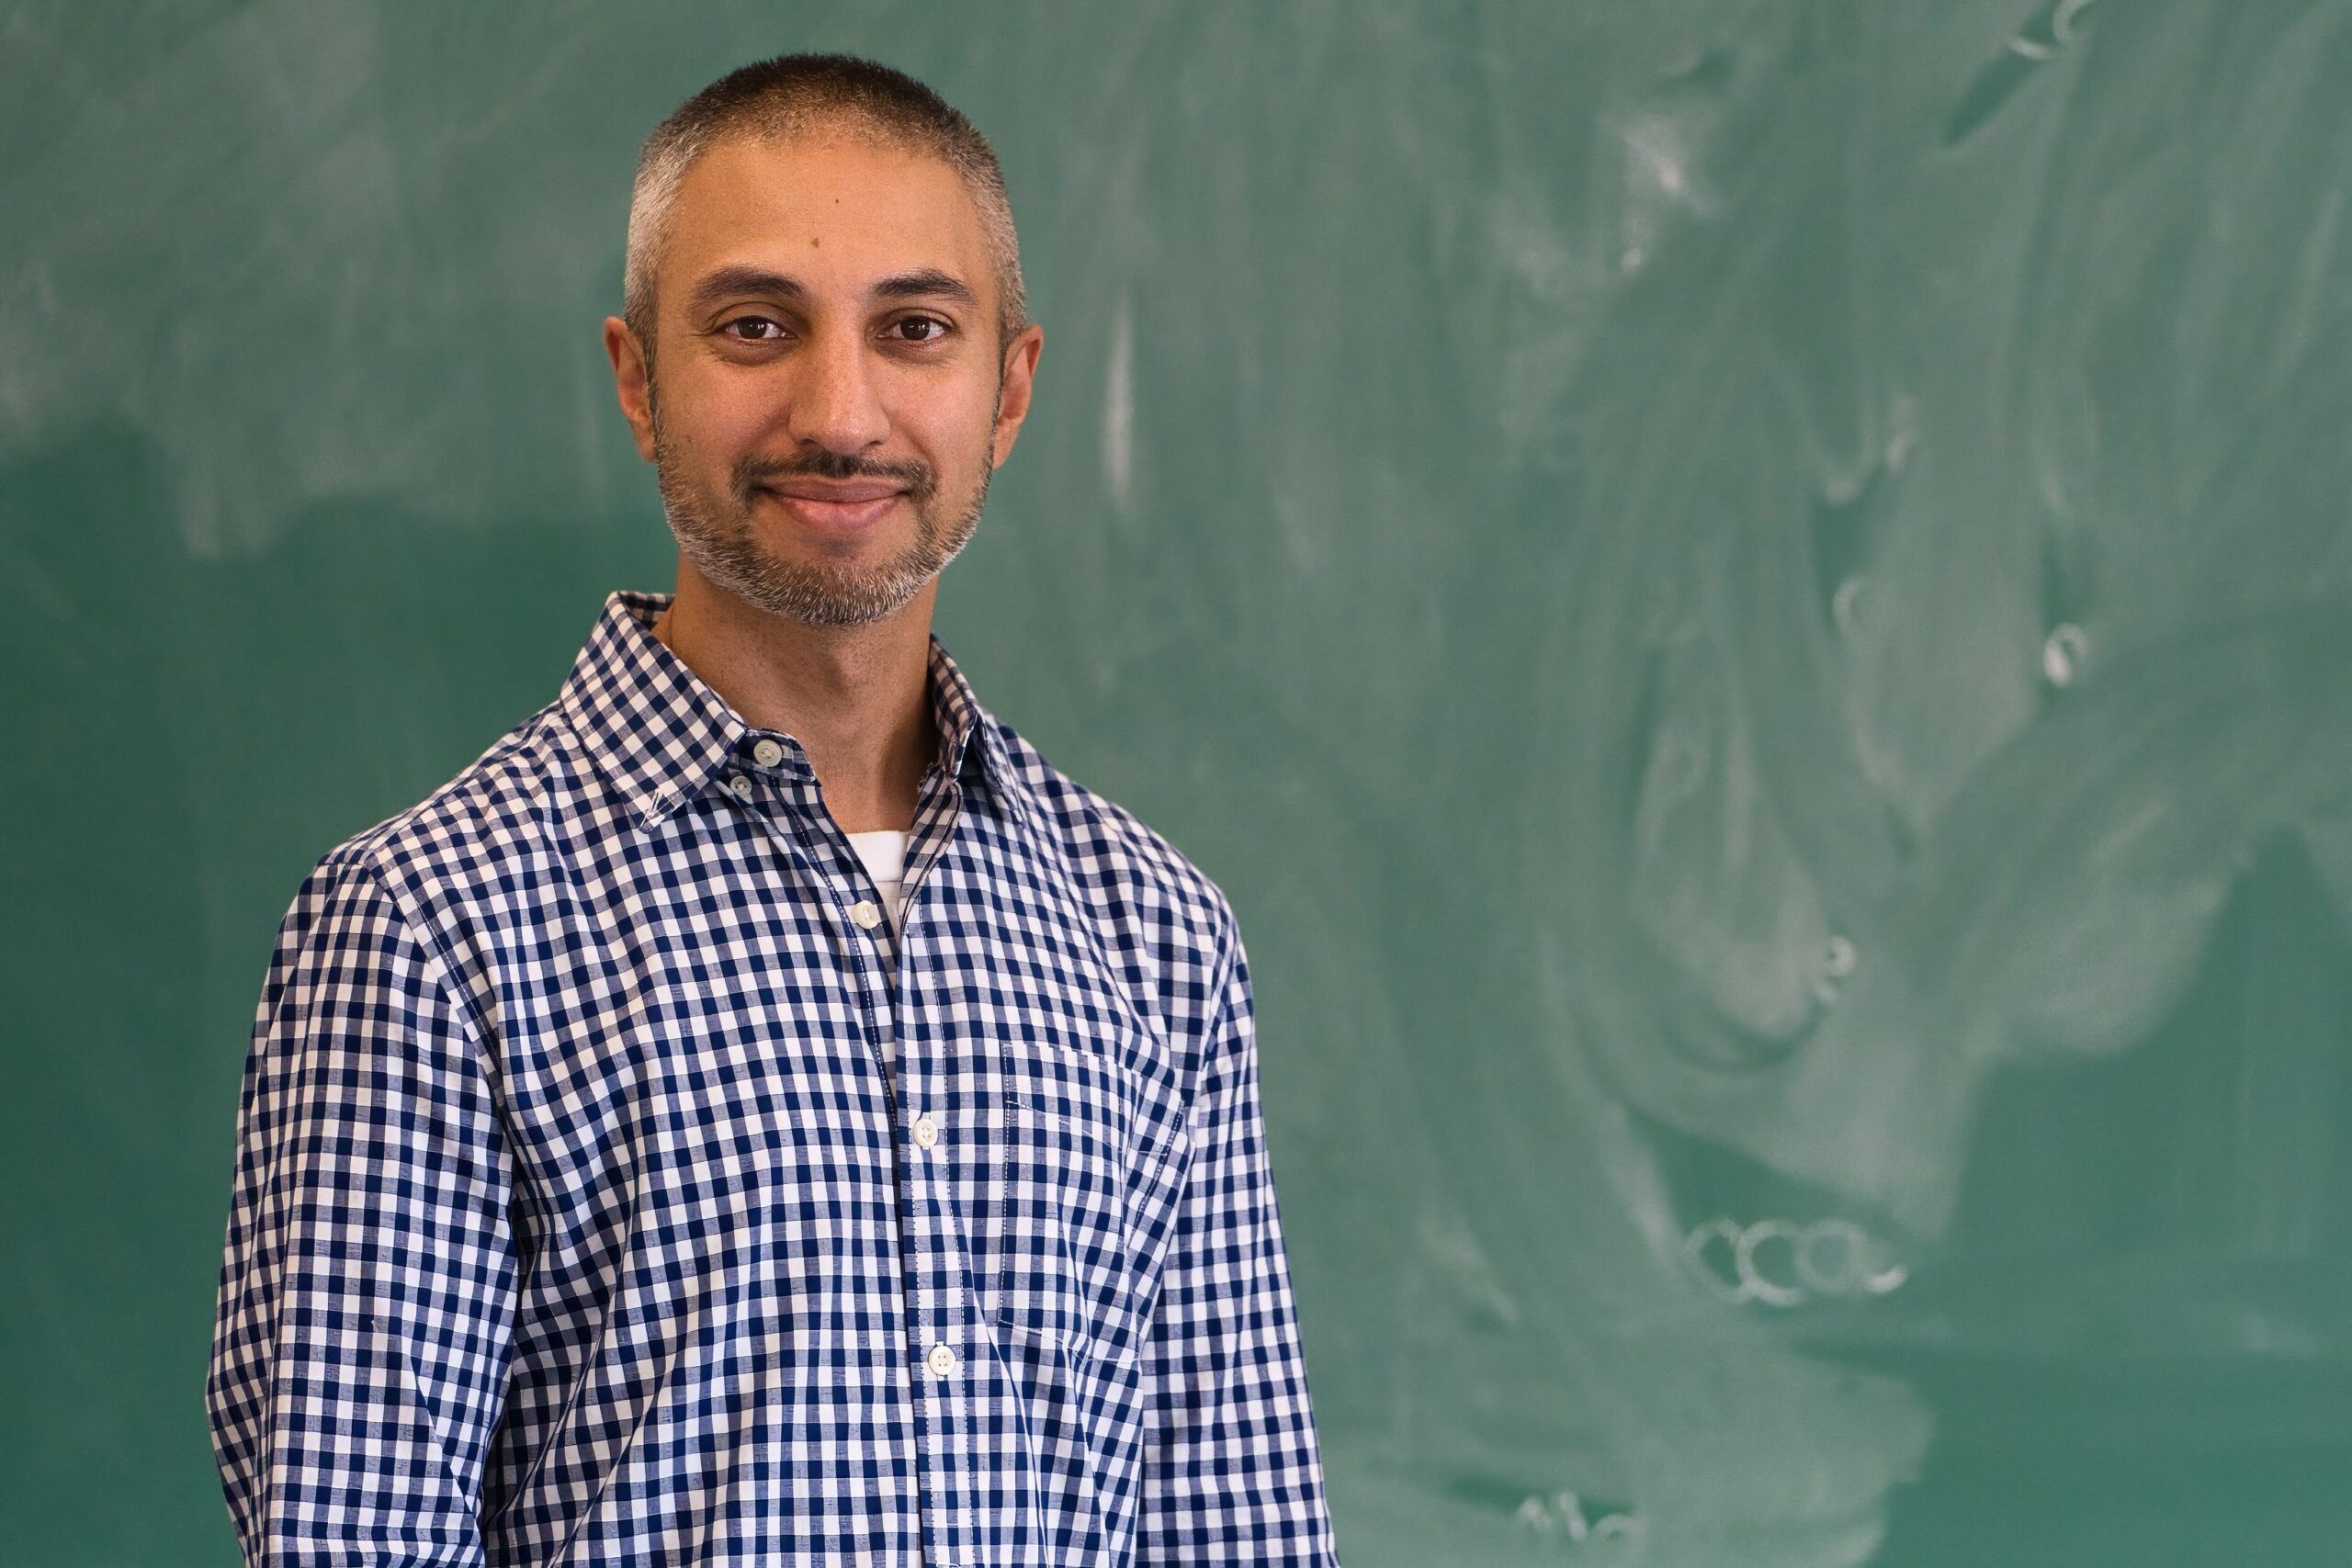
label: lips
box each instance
[757,482,907,534]
[766,481,904,503]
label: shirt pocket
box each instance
[992,1036,1193,1370]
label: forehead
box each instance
[660,131,991,311]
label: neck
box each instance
[654,563,941,834]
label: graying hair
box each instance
[622,54,1026,371]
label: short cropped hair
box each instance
[622,53,1026,368]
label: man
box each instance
[205,52,1340,1567]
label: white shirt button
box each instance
[850,899,883,930]
[726,773,753,800]
[912,1112,939,1149]
[752,738,784,767]
[926,1341,957,1378]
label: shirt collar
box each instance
[556,590,1028,833]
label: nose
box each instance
[785,321,889,457]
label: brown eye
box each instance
[892,316,949,344]
[721,316,785,341]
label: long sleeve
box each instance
[1134,926,1341,1565]
[206,852,521,1566]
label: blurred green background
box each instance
[9,2,2352,1563]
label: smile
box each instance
[758,486,906,535]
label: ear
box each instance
[989,321,1046,468]
[603,316,658,463]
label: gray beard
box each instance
[648,390,993,629]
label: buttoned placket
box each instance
[720,734,981,1565]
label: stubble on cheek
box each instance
[651,438,987,629]
[640,367,1000,628]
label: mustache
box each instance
[734,448,932,501]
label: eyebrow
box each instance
[682,264,981,319]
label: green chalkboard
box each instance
[8,2,2352,1563]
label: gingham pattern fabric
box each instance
[206,590,1339,1566]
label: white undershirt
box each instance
[845,828,912,1067]
[844,828,911,939]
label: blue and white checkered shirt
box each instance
[207,590,1339,1566]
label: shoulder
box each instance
[990,716,1244,1041]
[288,700,583,960]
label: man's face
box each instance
[606,130,1043,629]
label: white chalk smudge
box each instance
[1102,293,1135,512]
